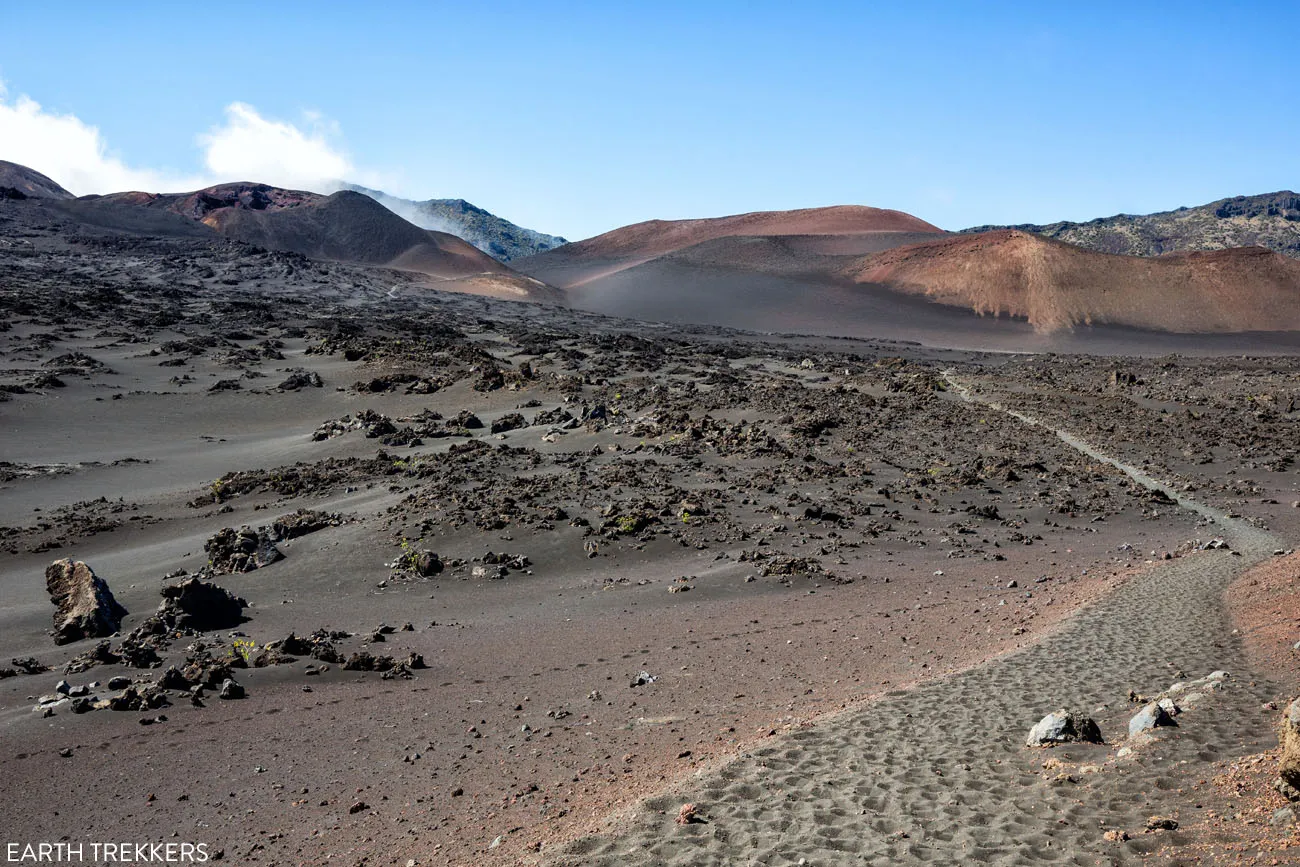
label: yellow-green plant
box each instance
[232,638,256,663]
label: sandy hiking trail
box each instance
[539,374,1285,866]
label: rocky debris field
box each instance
[961,354,1300,536]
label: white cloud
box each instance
[0,83,206,193]
[198,102,354,191]
[0,82,367,195]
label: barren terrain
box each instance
[3,188,1300,866]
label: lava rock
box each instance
[64,641,121,674]
[270,508,341,541]
[158,577,248,630]
[266,630,345,663]
[204,526,283,574]
[277,369,323,391]
[218,679,245,700]
[1129,701,1178,737]
[450,410,483,430]
[9,657,49,676]
[343,651,395,672]
[1279,698,1300,794]
[45,559,128,645]
[490,413,526,434]
[1026,709,1104,746]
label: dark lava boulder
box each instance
[45,559,128,645]
[490,413,526,434]
[472,366,505,392]
[449,410,483,430]
[158,577,248,630]
[343,651,396,672]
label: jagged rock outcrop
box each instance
[45,559,128,645]
[964,191,1300,259]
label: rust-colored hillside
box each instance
[844,230,1300,332]
[558,205,941,260]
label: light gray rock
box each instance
[1026,709,1103,746]
[1167,670,1227,698]
[1129,701,1177,737]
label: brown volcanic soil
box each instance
[1226,551,1300,695]
[844,229,1300,333]
[5,192,1300,866]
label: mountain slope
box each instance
[341,184,567,263]
[548,204,941,260]
[965,192,1300,258]
[843,230,1300,332]
[515,205,945,289]
[0,160,74,199]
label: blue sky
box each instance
[1,1,1296,240]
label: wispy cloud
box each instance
[0,82,371,195]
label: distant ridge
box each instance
[86,183,509,280]
[0,162,561,302]
[520,200,1300,337]
[550,205,942,261]
[515,205,945,290]
[340,184,567,263]
[964,191,1300,259]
